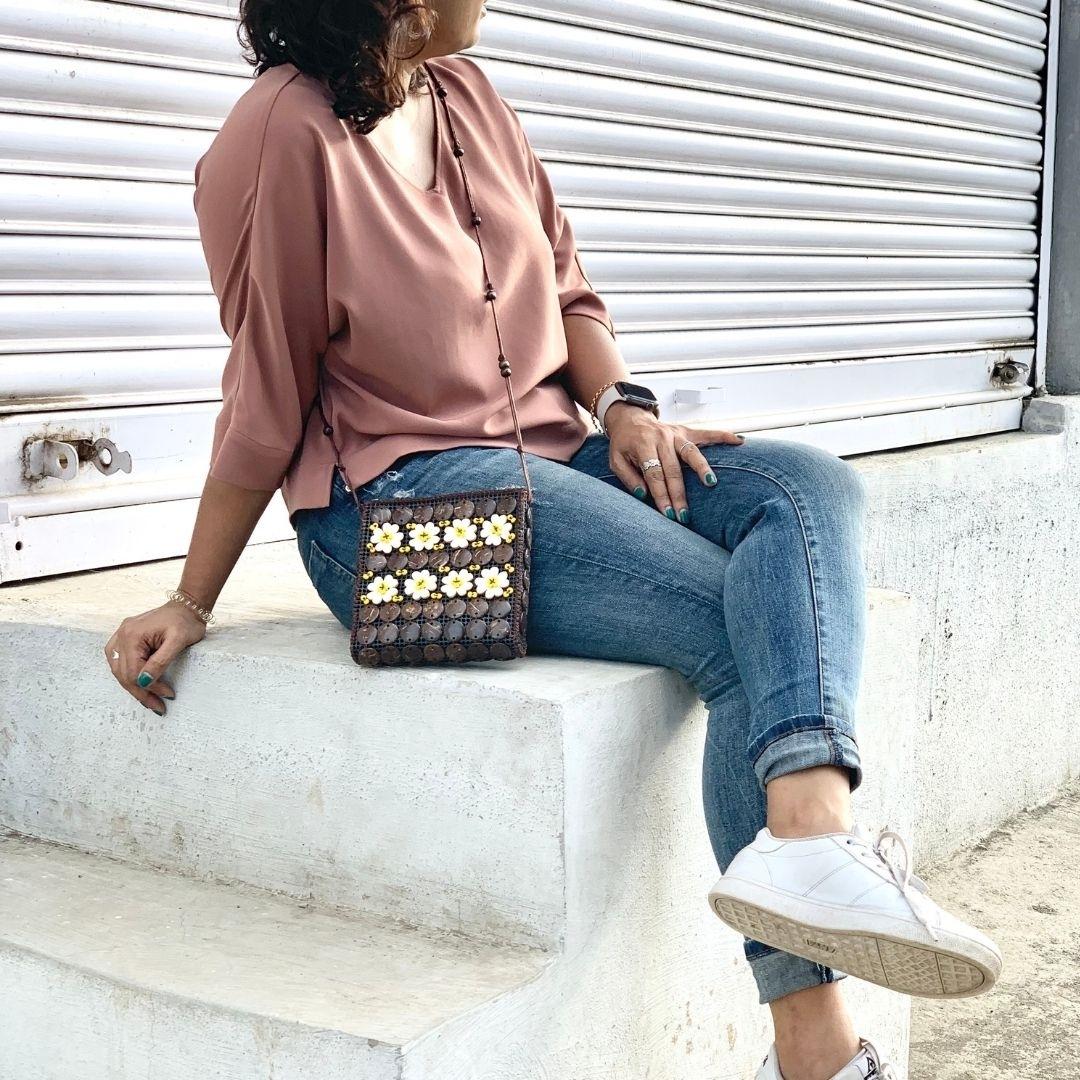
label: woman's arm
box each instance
[563,309,743,518]
[177,475,275,611]
[561,312,632,424]
[104,83,332,714]
[505,101,744,514]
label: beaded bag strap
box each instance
[317,60,534,508]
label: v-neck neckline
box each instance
[366,77,445,197]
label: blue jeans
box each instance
[291,431,867,1005]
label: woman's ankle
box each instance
[775,1034,863,1080]
[769,982,860,1080]
[766,765,854,838]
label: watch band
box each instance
[594,383,625,431]
[595,382,659,432]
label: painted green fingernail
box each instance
[705,472,716,486]
[665,506,676,520]
[633,486,646,499]
[137,672,153,688]
[678,507,690,523]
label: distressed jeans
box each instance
[291,431,867,1005]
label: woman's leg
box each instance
[292,437,865,1076]
[293,434,993,1075]
[563,432,870,1080]
[295,442,851,984]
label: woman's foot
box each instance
[757,1035,897,1079]
[709,823,1002,997]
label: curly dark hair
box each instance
[237,0,437,134]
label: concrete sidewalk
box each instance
[909,784,1080,1079]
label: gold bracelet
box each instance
[587,378,619,431]
[165,588,216,625]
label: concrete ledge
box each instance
[0,540,915,941]
[0,540,920,1076]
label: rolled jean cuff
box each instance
[750,714,863,792]
[748,945,848,1005]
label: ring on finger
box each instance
[640,457,662,472]
[676,439,694,454]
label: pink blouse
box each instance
[192,55,615,516]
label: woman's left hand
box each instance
[603,403,744,522]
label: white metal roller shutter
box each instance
[0,0,1052,581]
[0,0,291,581]
[472,0,1047,446]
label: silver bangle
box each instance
[165,588,216,625]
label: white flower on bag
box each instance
[441,569,474,597]
[480,514,513,545]
[403,569,439,599]
[369,522,403,552]
[366,574,398,604]
[443,517,477,548]
[407,521,441,550]
[477,567,510,598]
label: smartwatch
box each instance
[595,380,661,432]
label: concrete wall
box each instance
[853,395,1080,861]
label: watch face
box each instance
[616,381,659,407]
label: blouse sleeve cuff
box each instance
[561,297,616,340]
[208,426,296,492]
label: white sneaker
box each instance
[709,823,1001,997]
[757,1035,897,1079]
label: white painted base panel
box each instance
[0,395,1024,582]
[0,489,293,583]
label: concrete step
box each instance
[0,542,921,956]
[0,829,910,1080]
[0,831,550,1080]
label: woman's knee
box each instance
[716,438,866,519]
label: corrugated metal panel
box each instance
[0,0,1051,580]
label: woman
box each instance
[104,1,1001,1076]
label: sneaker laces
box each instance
[858,1037,898,1079]
[850,824,940,942]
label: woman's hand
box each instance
[604,402,744,522]
[103,602,206,716]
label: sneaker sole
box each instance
[709,878,1000,998]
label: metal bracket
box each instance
[90,437,132,476]
[24,437,133,482]
[991,358,1031,386]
